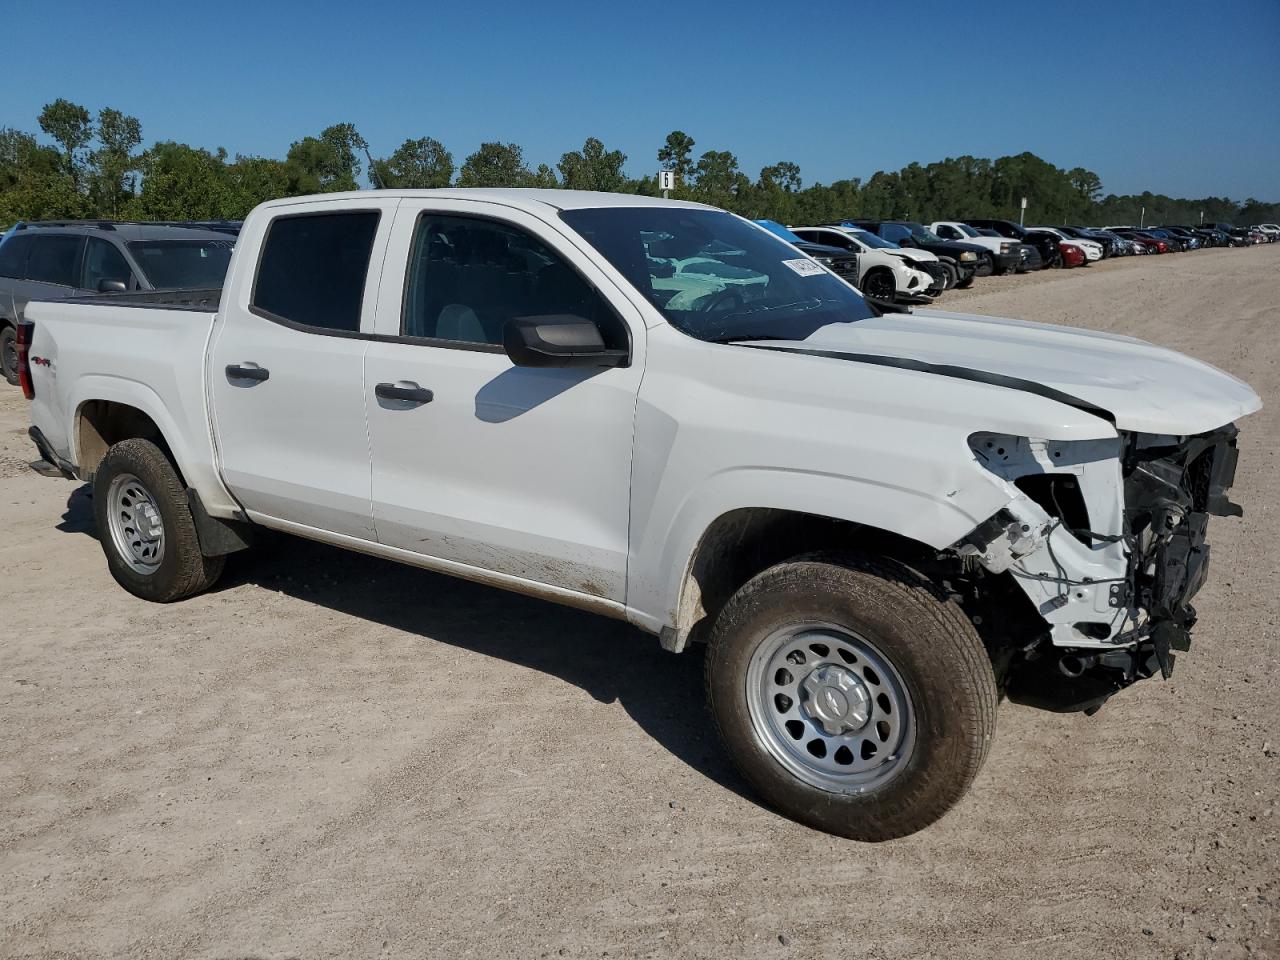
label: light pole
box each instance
[1140,205,1145,228]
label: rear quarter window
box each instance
[0,235,36,280]
[251,211,380,333]
[0,234,34,278]
[26,235,85,286]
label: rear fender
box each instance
[68,375,241,517]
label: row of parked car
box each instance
[1,211,1277,385]
[756,217,1280,306]
[0,219,241,384]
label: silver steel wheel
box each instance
[745,623,915,794]
[106,472,166,575]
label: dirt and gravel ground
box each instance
[1,245,1277,960]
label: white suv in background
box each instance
[790,225,947,297]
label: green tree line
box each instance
[3,99,1277,228]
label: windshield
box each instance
[847,228,897,250]
[127,239,235,288]
[948,223,981,238]
[560,207,876,343]
[752,219,805,245]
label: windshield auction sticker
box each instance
[782,258,826,277]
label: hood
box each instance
[888,247,939,264]
[741,309,1261,435]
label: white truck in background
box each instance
[18,189,1260,840]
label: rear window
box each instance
[0,233,33,278]
[127,239,234,289]
[251,212,380,333]
[26,235,84,286]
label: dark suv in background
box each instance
[0,220,238,384]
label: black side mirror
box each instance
[503,315,628,369]
[97,278,128,293]
[896,236,914,247]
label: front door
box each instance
[363,201,644,602]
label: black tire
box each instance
[93,438,225,602]
[938,261,958,289]
[1,323,18,386]
[860,268,896,302]
[705,554,996,841]
[977,253,995,277]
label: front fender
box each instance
[626,463,1014,634]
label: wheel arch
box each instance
[860,265,898,295]
[69,378,201,487]
[658,507,947,654]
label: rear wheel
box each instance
[705,554,997,840]
[1,324,17,386]
[93,438,225,602]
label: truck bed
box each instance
[23,296,240,518]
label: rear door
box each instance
[208,199,399,540]
[362,199,644,601]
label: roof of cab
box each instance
[257,188,717,214]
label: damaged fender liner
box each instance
[742,344,1117,423]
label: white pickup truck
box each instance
[18,189,1261,840]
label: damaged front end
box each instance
[952,425,1244,713]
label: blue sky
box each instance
[1,0,1277,199]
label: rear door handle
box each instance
[375,381,434,404]
[226,363,269,382]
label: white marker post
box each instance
[659,170,675,199]
[1019,196,1027,227]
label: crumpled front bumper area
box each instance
[960,425,1244,712]
[1118,425,1242,678]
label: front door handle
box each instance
[226,363,269,383]
[375,381,434,404]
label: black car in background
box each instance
[845,220,983,288]
[964,219,1063,269]
[0,219,238,385]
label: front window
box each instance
[560,207,876,344]
[127,238,236,289]
[401,214,621,347]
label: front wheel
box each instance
[705,554,996,840]
[1,324,18,386]
[860,268,896,302]
[937,261,958,289]
[93,438,225,602]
